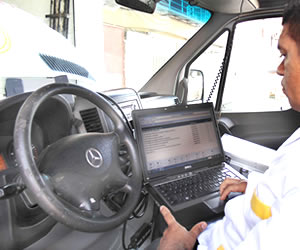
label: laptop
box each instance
[132,103,244,216]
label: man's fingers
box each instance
[160,205,177,226]
[190,221,207,238]
[219,178,240,193]
[220,180,247,200]
[220,183,241,200]
[220,187,233,200]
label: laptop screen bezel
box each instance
[132,103,225,182]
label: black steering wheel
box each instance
[13,83,142,232]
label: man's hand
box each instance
[158,206,207,250]
[219,178,247,200]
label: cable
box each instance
[122,190,150,249]
[122,220,130,250]
[128,190,149,220]
[247,0,257,9]
[206,32,234,104]
[206,61,224,102]
[240,0,245,13]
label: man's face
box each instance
[277,24,300,111]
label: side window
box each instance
[222,18,290,112]
[188,31,228,105]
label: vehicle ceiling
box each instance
[189,0,287,13]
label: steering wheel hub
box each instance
[85,148,103,168]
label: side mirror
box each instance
[115,0,159,14]
[187,69,204,103]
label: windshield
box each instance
[0,0,211,98]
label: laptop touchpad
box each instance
[204,196,225,214]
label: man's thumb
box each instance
[190,222,207,237]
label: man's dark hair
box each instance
[282,0,300,47]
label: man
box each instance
[157,1,300,249]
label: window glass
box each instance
[222,18,290,112]
[188,31,228,105]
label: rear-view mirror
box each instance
[115,0,158,14]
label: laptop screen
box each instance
[133,103,224,181]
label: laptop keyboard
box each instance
[156,166,239,206]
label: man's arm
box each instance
[158,206,207,250]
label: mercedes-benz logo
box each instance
[85,148,103,168]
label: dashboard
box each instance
[0,85,180,173]
[73,88,143,134]
[0,86,180,173]
[0,85,179,248]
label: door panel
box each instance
[218,109,300,150]
[216,17,299,150]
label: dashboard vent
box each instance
[80,108,104,133]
